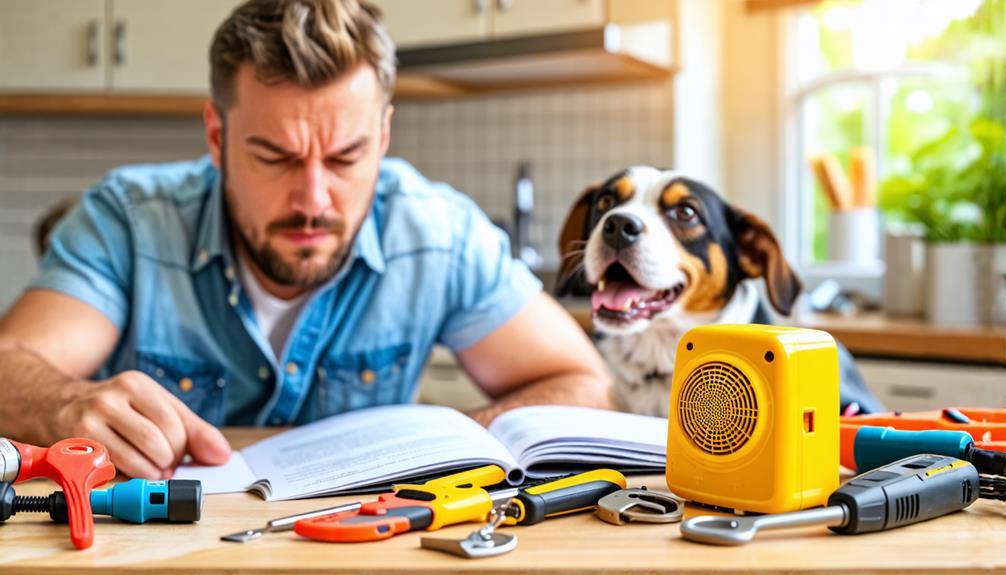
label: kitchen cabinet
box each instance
[374,0,622,49]
[0,0,107,91]
[858,358,1006,412]
[0,0,241,94]
[108,0,242,93]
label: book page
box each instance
[179,404,521,500]
[173,451,257,494]
[488,405,668,477]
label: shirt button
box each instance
[228,293,239,307]
[286,362,299,375]
[361,370,376,385]
[317,367,327,379]
[258,366,270,380]
[216,378,226,389]
[154,368,165,378]
[224,266,236,280]
[197,249,209,263]
[179,377,194,392]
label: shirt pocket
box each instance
[135,351,228,427]
[316,343,412,415]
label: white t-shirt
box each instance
[238,261,311,361]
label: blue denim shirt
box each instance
[30,156,541,426]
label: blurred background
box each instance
[0,0,1004,410]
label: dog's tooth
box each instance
[598,279,606,291]
[623,299,633,311]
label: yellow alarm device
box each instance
[666,324,839,514]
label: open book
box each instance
[175,404,667,501]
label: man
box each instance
[0,0,610,479]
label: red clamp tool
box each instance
[0,437,116,549]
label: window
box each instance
[784,0,993,287]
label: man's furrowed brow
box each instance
[333,136,370,156]
[246,136,294,156]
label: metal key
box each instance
[680,506,848,546]
[221,501,362,543]
[421,499,518,558]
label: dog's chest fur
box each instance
[600,281,761,417]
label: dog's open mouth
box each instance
[591,263,685,322]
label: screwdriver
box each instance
[681,454,983,545]
[845,425,1006,476]
[0,478,202,524]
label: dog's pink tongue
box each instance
[592,282,653,311]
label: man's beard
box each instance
[221,147,353,289]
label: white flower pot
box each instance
[989,244,1006,326]
[828,208,880,263]
[883,230,925,317]
[925,243,990,326]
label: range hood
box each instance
[394,21,675,97]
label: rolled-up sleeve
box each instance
[438,201,542,352]
[27,186,132,330]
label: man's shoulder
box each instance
[377,158,485,254]
[378,157,481,221]
[93,156,218,209]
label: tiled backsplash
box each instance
[0,79,675,308]
[388,80,675,268]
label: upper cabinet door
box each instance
[0,0,107,91]
[370,0,490,49]
[491,0,605,38]
[108,0,243,94]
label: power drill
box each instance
[681,454,990,545]
[0,478,202,524]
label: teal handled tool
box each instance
[0,478,202,525]
[847,426,1006,476]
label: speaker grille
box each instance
[678,361,759,455]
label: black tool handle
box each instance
[828,455,979,535]
[516,479,622,526]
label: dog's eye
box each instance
[596,194,616,213]
[670,204,698,223]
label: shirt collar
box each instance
[191,167,386,275]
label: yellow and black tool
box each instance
[504,469,626,526]
[294,466,626,543]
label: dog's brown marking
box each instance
[731,208,802,316]
[613,175,635,202]
[660,182,691,208]
[555,184,599,296]
[678,242,730,313]
[661,182,706,243]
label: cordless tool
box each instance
[845,426,1006,476]
[681,454,987,545]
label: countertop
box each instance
[559,299,1006,365]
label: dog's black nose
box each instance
[602,213,645,250]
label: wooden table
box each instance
[2,428,1005,574]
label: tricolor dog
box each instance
[556,166,881,417]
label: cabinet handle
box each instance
[497,0,512,12]
[474,0,487,13]
[112,20,126,66]
[86,19,100,67]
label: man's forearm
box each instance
[0,348,78,444]
[468,373,613,427]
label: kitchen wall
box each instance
[387,80,676,270]
[0,79,677,310]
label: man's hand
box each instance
[50,371,231,479]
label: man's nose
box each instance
[292,161,332,217]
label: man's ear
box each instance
[729,206,803,316]
[555,185,597,297]
[204,101,223,169]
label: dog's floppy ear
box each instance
[728,207,803,316]
[555,185,598,297]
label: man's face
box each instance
[204,63,393,296]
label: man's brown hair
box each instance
[210,0,396,110]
